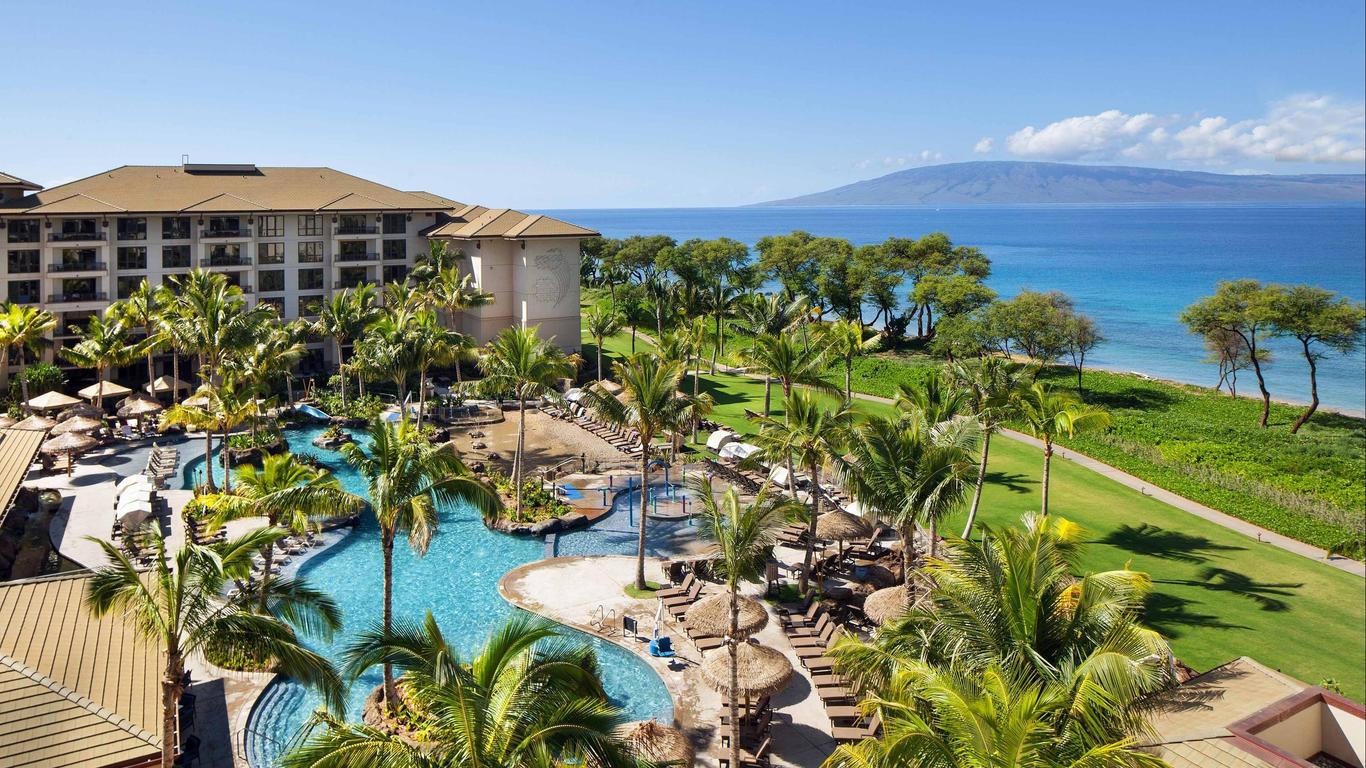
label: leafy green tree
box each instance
[341,417,500,712]
[813,237,862,321]
[86,527,345,768]
[0,302,56,404]
[985,290,1075,371]
[1271,285,1366,433]
[756,230,820,298]
[167,269,274,387]
[1017,383,1110,516]
[284,613,640,768]
[1181,279,1281,427]
[1063,312,1104,397]
[911,273,997,337]
[584,302,624,380]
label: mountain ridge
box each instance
[753,161,1366,206]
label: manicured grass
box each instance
[623,581,661,599]
[585,321,1366,699]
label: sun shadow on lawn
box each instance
[1099,523,1245,564]
[1141,592,1248,638]
[985,470,1032,494]
[1157,567,1302,613]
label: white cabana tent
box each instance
[705,430,738,451]
[768,465,792,488]
[564,388,585,402]
[115,475,153,502]
[719,442,761,461]
[146,376,192,395]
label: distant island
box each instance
[754,161,1366,206]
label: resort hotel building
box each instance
[0,164,594,381]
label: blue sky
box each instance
[3,1,1363,207]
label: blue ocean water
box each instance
[541,205,1366,413]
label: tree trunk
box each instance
[1290,339,1318,434]
[1040,440,1053,516]
[799,462,820,595]
[1247,337,1270,428]
[222,425,233,493]
[259,541,274,612]
[962,431,992,539]
[596,341,604,381]
[691,350,700,444]
[762,378,771,417]
[18,347,30,405]
[635,447,650,591]
[335,339,348,409]
[382,530,397,713]
[901,523,917,596]
[630,325,637,352]
[711,314,720,374]
[172,351,181,404]
[146,349,156,397]
[160,643,183,768]
[844,357,853,403]
[514,396,526,519]
[203,430,216,491]
[728,585,741,768]
[417,370,427,428]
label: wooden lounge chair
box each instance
[779,597,820,626]
[831,714,882,743]
[719,736,771,768]
[791,623,841,649]
[657,572,695,600]
[661,581,702,608]
[787,613,830,639]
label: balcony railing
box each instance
[49,230,105,242]
[200,228,252,239]
[49,261,106,272]
[47,292,108,303]
[335,251,379,262]
[335,225,379,235]
[199,256,253,267]
[232,284,255,294]
[333,280,368,290]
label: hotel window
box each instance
[338,241,369,261]
[298,215,322,236]
[382,213,407,235]
[258,242,285,264]
[299,268,324,291]
[207,244,243,265]
[162,245,191,269]
[337,214,370,234]
[117,246,147,270]
[298,295,323,317]
[259,269,285,293]
[6,219,40,243]
[382,239,406,260]
[162,216,192,240]
[58,219,98,239]
[298,241,323,263]
[207,216,242,236]
[60,278,97,301]
[6,249,39,274]
[258,215,284,237]
[382,265,408,284]
[7,279,39,304]
[117,217,147,241]
[259,296,284,315]
[58,249,98,270]
[117,276,143,299]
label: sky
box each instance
[3,1,1363,208]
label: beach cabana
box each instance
[115,473,153,500]
[117,503,154,532]
[685,593,769,640]
[700,642,793,700]
[57,403,104,422]
[50,416,104,436]
[25,391,81,413]
[706,429,738,452]
[768,465,794,488]
[78,381,132,401]
[719,442,761,461]
[619,721,694,766]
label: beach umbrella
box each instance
[145,375,191,395]
[118,396,164,420]
[816,510,873,543]
[700,642,793,699]
[57,403,104,421]
[118,505,154,531]
[684,593,769,640]
[0,415,16,428]
[12,414,56,432]
[182,393,211,408]
[40,431,97,476]
[78,380,132,401]
[50,415,104,435]
[619,721,694,766]
[862,584,910,626]
[25,391,81,412]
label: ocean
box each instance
[539,204,1366,414]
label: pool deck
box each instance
[499,555,837,768]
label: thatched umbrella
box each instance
[25,391,81,412]
[13,414,56,432]
[684,593,769,640]
[58,402,105,422]
[50,415,104,435]
[816,510,874,557]
[619,721,694,766]
[41,431,97,476]
[0,415,17,428]
[700,642,793,700]
[118,396,164,426]
[78,380,132,401]
[862,584,910,626]
[146,375,191,395]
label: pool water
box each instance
[239,425,673,766]
[554,480,699,558]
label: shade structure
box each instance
[862,584,911,625]
[706,430,738,451]
[57,403,104,422]
[700,642,793,699]
[115,474,152,500]
[719,442,761,461]
[78,380,132,400]
[684,593,769,640]
[620,721,694,766]
[25,391,81,412]
[146,375,191,394]
[117,396,164,419]
[816,510,873,542]
[564,388,584,402]
[50,416,104,435]
[768,465,792,488]
[118,506,154,531]
[41,431,97,454]
[0,416,16,428]
[12,415,56,432]
[182,393,211,408]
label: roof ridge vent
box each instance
[183,162,260,174]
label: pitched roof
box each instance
[0,171,42,191]
[0,165,454,215]
[0,428,45,528]
[0,572,163,768]
[423,207,597,240]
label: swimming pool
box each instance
[553,480,699,558]
[237,426,673,766]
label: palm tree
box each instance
[682,315,712,443]
[283,613,639,768]
[0,302,56,404]
[341,417,500,712]
[428,265,494,331]
[950,358,1028,539]
[690,475,792,768]
[750,391,854,594]
[703,278,744,372]
[152,283,191,403]
[743,332,836,417]
[1017,383,1111,516]
[188,453,364,609]
[161,383,254,493]
[823,319,873,402]
[313,286,378,408]
[581,353,707,590]
[59,313,144,406]
[107,279,163,395]
[836,413,977,598]
[584,302,624,381]
[170,270,273,387]
[85,527,345,768]
[732,292,809,374]
[477,325,577,518]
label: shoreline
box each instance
[1077,361,1366,420]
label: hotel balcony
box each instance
[199,255,253,268]
[47,291,108,305]
[334,251,379,262]
[200,228,253,239]
[334,225,380,238]
[48,231,106,245]
[332,280,370,290]
[49,260,106,273]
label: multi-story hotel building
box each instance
[0,164,593,379]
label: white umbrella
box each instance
[116,473,153,495]
[78,380,132,400]
[706,430,738,451]
[768,465,792,488]
[146,375,191,394]
[26,391,81,412]
[719,442,761,461]
[565,388,584,402]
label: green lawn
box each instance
[583,324,1366,699]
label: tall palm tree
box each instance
[0,302,56,404]
[732,292,809,374]
[703,278,744,372]
[107,279,163,395]
[283,614,640,768]
[477,325,577,518]
[85,527,345,768]
[59,313,144,406]
[161,383,254,493]
[584,302,624,381]
[750,391,854,594]
[169,270,273,387]
[690,475,792,768]
[743,332,836,417]
[682,315,712,443]
[188,453,364,609]
[313,285,378,408]
[581,353,707,590]
[1017,383,1111,516]
[823,319,873,403]
[950,358,1028,539]
[427,265,494,331]
[341,417,500,712]
[152,283,191,403]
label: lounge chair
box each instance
[719,735,771,768]
[777,593,817,621]
[660,581,702,608]
[791,623,840,648]
[787,613,831,639]
[658,572,697,600]
[831,714,882,743]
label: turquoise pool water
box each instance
[554,480,698,558]
[238,426,673,766]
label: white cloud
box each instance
[859,150,943,170]
[974,137,994,154]
[1002,95,1365,166]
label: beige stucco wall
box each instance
[452,236,581,352]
